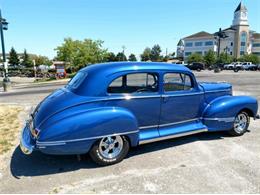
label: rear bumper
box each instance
[20,123,35,155]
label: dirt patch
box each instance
[0,104,23,155]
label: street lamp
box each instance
[0,9,10,91]
[214,28,228,58]
[214,28,228,72]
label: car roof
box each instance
[75,62,192,96]
[80,61,190,75]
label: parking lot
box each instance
[0,70,260,193]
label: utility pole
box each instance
[122,45,126,61]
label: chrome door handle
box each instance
[162,95,170,103]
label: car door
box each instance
[159,72,204,136]
[106,72,161,139]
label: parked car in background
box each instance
[224,62,242,70]
[185,62,205,71]
[234,62,258,72]
[20,62,259,166]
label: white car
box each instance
[224,62,241,70]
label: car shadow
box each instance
[10,131,237,178]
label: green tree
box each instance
[239,54,259,64]
[128,53,137,61]
[150,44,162,61]
[31,55,52,66]
[55,38,107,70]
[115,52,127,61]
[104,52,117,62]
[8,47,19,65]
[21,49,33,67]
[140,47,152,61]
[187,53,203,64]
[204,50,216,68]
[217,52,233,64]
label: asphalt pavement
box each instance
[0,70,260,193]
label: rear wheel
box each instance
[228,111,250,136]
[89,135,129,166]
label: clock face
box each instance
[241,12,247,19]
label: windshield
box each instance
[66,72,87,90]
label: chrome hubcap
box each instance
[99,136,123,159]
[234,113,248,133]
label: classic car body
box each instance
[20,62,259,165]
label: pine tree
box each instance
[8,47,19,65]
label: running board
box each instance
[139,128,207,145]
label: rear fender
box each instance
[38,107,139,153]
[202,95,258,131]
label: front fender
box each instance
[203,95,258,131]
[37,106,139,154]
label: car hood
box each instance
[33,88,93,128]
[199,82,232,103]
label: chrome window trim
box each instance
[139,128,208,145]
[36,130,139,146]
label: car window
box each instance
[163,73,193,92]
[108,73,158,94]
[66,72,86,90]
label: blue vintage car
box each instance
[20,62,259,165]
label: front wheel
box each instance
[89,135,129,166]
[228,111,250,136]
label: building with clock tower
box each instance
[177,2,260,61]
[232,2,250,58]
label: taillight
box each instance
[31,128,40,138]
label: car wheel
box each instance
[89,135,129,166]
[228,111,250,136]
[197,68,201,72]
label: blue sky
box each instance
[0,0,259,59]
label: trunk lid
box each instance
[199,82,232,103]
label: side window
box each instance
[108,73,158,94]
[163,73,193,92]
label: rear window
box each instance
[66,72,87,90]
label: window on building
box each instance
[252,43,260,47]
[163,73,193,92]
[230,42,233,46]
[185,42,193,47]
[195,42,203,46]
[107,73,159,94]
[205,41,213,46]
[195,51,203,55]
[185,52,192,56]
[252,52,260,56]
[230,52,233,55]
[240,32,247,55]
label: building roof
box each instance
[183,31,214,39]
[222,27,236,32]
[234,2,247,12]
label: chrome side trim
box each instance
[139,125,158,130]
[36,130,139,146]
[161,92,204,97]
[203,117,235,123]
[159,118,200,128]
[205,89,231,93]
[139,128,208,145]
[139,118,200,130]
